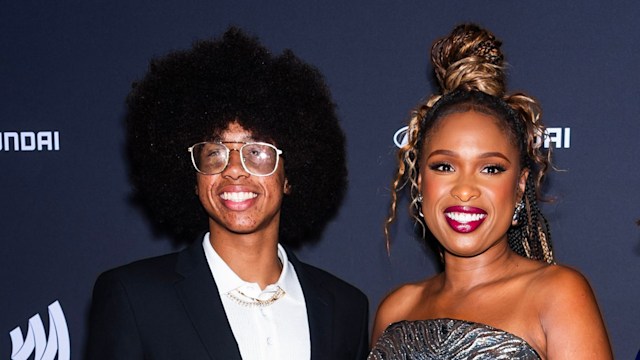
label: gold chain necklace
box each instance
[226,286,285,308]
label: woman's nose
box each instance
[450,177,480,202]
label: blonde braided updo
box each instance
[386,24,554,264]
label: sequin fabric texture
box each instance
[369,318,541,360]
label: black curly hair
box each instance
[126,27,347,246]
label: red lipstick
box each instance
[444,206,487,233]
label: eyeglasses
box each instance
[188,141,283,176]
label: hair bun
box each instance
[431,24,506,96]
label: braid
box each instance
[508,175,555,263]
[385,112,425,251]
[386,23,555,264]
[431,24,506,95]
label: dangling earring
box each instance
[512,200,525,226]
[416,193,424,218]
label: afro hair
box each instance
[126,27,347,246]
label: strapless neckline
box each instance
[369,318,541,359]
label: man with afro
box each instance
[86,27,369,359]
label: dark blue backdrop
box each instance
[2,1,639,358]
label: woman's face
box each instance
[418,110,527,259]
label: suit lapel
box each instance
[288,249,335,360]
[174,243,242,360]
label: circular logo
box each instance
[393,126,409,148]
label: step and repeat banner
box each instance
[2,1,639,358]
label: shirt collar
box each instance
[202,232,297,298]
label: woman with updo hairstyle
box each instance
[369,24,612,359]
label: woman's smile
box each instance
[444,206,487,233]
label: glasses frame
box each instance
[188,141,283,177]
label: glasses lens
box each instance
[192,143,227,174]
[241,143,278,175]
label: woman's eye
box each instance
[429,163,454,172]
[482,165,506,174]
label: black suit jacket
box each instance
[86,243,369,359]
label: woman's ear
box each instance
[517,168,529,198]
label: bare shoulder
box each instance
[370,277,436,344]
[531,264,613,359]
[529,264,601,326]
[378,281,426,317]
[530,264,594,300]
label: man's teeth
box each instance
[220,192,257,202]
[445,212,486,223]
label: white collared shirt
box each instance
[202,233,311,360]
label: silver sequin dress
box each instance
[369,319,541,360]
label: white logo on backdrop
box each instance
[0,131,60,151]
[9,300,70,360]
[535,127,571,149]
[393,127,409,148]
[393,126,571,149]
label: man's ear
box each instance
[283,178,291,195]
